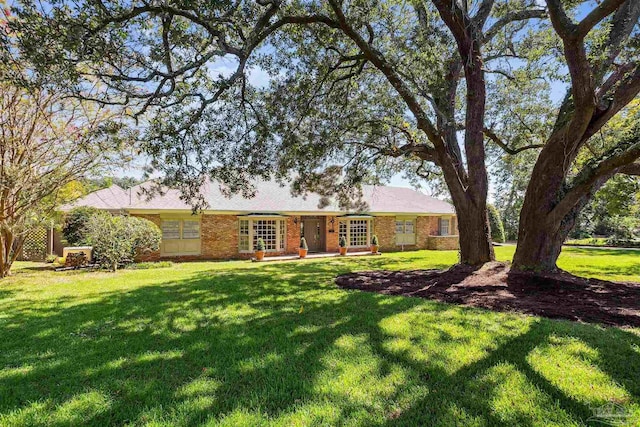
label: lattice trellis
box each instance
[20,228,47,261]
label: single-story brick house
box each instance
[60,180,459,260]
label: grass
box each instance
[564,237,640,249]
[565,237,609,246]
[0,246,638,426]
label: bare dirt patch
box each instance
[335,262,640,328]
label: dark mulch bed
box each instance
[335,262,640,328]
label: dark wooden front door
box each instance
[302,218,325,252]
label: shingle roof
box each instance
[62,179,455,215]
[59,184,131,212]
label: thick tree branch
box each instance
[620,163,640,176]
[584,65,640,141]
[474,0,495,29]
[549,131,640,223]
[545,0,576,38]
[576,0,629,39]
[594,0,640,78]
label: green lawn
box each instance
[0,247,638,426]
[565,237,609,247]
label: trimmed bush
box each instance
[299,237,308,250]
[62,206,109,245]
[255,238,266,251]
[339,236,347,247]
[84,215,161,271]
[371,235,379,245]
[487,204,506,243]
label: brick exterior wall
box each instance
[373,215,459,252]
[201,215,238,259]
[426,236,459,250]
[424,216,440,236]
[132,212,458,261]
[373,216,396,252]
[133,213,300,261]
[285,216,301,256]
[326,216,340,252]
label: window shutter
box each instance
[437,218,442,236]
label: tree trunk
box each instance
[454,201,495,265]
[513,223,567,272]
[513,151,599,272]
[513,203,585,272]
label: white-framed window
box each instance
[350,220,368,247]
[161,219,200,240]
[254,219,277,251]
[339,221,347,241]
[239,219,250,251]
[238,217,287,252]
[279,220,286,250]
[396,218,416,245]
[338,218,371,248]
[440,218,450,236]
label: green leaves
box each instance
[84,215,161,271]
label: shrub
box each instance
[128,216,163,256]
[45,254,57,263]
[255,238,265,251]
[84,215,161,271]
[62,207,109,245]
[339,236,347,247]
[299,237,308,250]
[608,216,639,240]
[371,235,379,245]
[487,204,506,243]
[605,238,640,248]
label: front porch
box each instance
[298,214,374,254]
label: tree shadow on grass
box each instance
[0,288,15,300]
[0,260,638,426]
[382,319,640,425]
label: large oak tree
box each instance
[8,0,639,270]
[512,0,640,270]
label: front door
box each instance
[302,218,325,252]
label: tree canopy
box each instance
[5,0,640,271]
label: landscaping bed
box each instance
[336,262,640,327]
